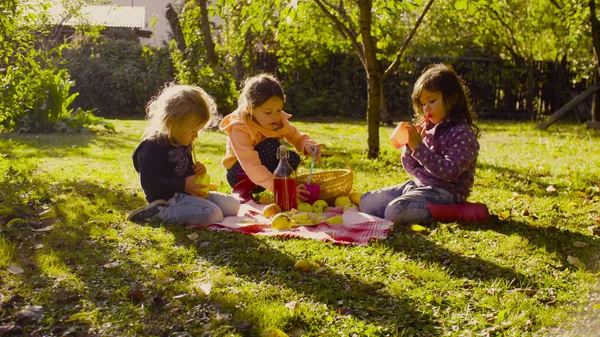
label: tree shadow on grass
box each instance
[381,225,537,288]
[458,217,600,273]
[1,174,437,336]
[165,229,438,336]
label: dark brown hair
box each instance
[238,73,285,113]
[411,63,479,136]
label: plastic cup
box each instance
[389,122,409,148]
[305,184,321,205]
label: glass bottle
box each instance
[273,145,297,211]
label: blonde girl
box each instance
[127,84,240,225]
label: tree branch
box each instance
[382,0,435,82]
[313,0,365,67]
[488,5,522,60]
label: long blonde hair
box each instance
[143,83,218,144]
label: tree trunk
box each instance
[590,0,600,125]
[197,0,216,65]
[165,3,186,52]
[358,0,381,159]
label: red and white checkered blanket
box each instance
[190,201,394,245]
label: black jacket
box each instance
[132,138,194,202]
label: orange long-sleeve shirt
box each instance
[219,109,315,192]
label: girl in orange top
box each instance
[220,73,324,202]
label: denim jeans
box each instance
[360,180,455,224]
[158,192,240,226]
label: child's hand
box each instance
[406,123,426,151]
[184,175,209,198]
[305,143,325,164]
[193,162,207,176]
[296,183,309,202]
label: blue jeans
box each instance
[360,180,455,224]
[158,192,240,226]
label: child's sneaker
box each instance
[127,199,168,223]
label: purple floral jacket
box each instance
[401,118,479,203]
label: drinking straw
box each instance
[192,142,197,164]
[307,147,317,185]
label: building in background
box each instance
[46,0,173,46]
[107,0,172,46]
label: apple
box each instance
[271,213,292,230]
[294,259,311,272]
[312,200,329,213]
[349,192,362,206]
[342,204,357,211]
[334,195,351,207]
[263,203,282,218]
[326,215,343,225]
[297,203,313,212]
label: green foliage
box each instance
[0,0,114,133]
[171,1,237,114]
[62,35,174,117]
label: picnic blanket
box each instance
[189,201,395,245]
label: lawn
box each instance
[0,119,599,336]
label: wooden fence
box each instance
[253,53,589,121]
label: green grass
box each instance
[1,119,599,336]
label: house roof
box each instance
[48,5,145,29]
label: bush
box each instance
[62,35,174,117]
[0,0,113,133]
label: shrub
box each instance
[62,35,174,117]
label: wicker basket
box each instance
[296,151,354,205]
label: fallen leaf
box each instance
[198,280,213,295]
[0,326,16,334]
[127,289,145,301]
[410,224,427,232]
[566,202,578,209]
[216,312,231,321]
[573,241,588,248]
[187,232,199,240]
[172,294,188,299]
[546,185,556,193]
[260,329,289,337]
[30,225,54,232]
[103,261,120,269]
[7,265,24,274]
[284,301,297,311]
[20,305,44,321]
[567,255,584,267]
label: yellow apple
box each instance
[263,203,282,218]
[349,192,362,206]
[312,200,329,213]
[334,195,351,207]
[342,204,356,211]
[294,259,311,272]
[326,215,344,225]
[297,203,313,212]
[271,213,292,230]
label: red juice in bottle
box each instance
[273,145,297,211]
[274,177,297,211]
